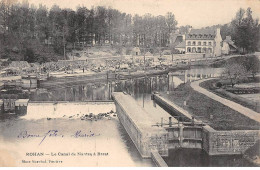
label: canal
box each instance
[0,67,256,166]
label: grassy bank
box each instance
[200,79,260,112]
[160,83,259,130]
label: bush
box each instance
[216,82,223,88]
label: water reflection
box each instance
[31,74,174,101]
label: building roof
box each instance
[189,29,215,35]
[175,41,186,48]
[186,28,216,40]
[15,99,29,106]
[223,36,237,49]
[132,47,141,52]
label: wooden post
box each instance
[169,117,172,127]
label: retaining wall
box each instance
[203,125,260,155]
[113,92,168,158]
[152,93,260,155]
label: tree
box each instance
[231,8,260,53]
[165,12,177,45]
[224,61,247,87]
[242,55,260,78]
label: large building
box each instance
[173,28,223,57]
[184,28,222,57]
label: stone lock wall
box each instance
[203,125,260,155]
[113,93,168,158]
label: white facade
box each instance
[214,28,222,56]
[222,42,230,55]
[184,28,222,57]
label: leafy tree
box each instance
[231,8,260,53]
[224,61,247,87]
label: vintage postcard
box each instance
[0,0,259,167]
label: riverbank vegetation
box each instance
[200,78,260,113]
[161,83,259,130]
[206,55,260,112]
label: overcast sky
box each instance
[27,0,260,28]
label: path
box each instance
[190,79,260,123]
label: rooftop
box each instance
[186,28,216,40]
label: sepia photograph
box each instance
[0,0,259,167]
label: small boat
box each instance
[47,118,52,120]
[113,114,117,117]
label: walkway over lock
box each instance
[112,92,168,158]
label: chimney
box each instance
[226,36,231,41]
[188,27,192,33]
[216,27,221,35]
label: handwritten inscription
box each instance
[17,130,101,145]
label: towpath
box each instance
[190,79,260,123]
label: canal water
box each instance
[0,67,256,166]
[0,116,154,166]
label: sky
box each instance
[26,0,260,28]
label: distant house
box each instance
[132,47,141,56]
[222,36,238,54]
[175,41,186,53]
[162,50,172,55]
[44,37,54,45]
[145,51,152,56]
[169,32,184,47]
[78,33,95,46]
[185,28,222,57]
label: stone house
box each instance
[221,36,238,54]
[185,28,222,57]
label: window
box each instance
[203,42,207,46]
[187,47,191,52]
[198,41,201,45]
[209,42,212,46]
[187,41,191,46]
[192,41,196,45]
[192,47,196,53]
